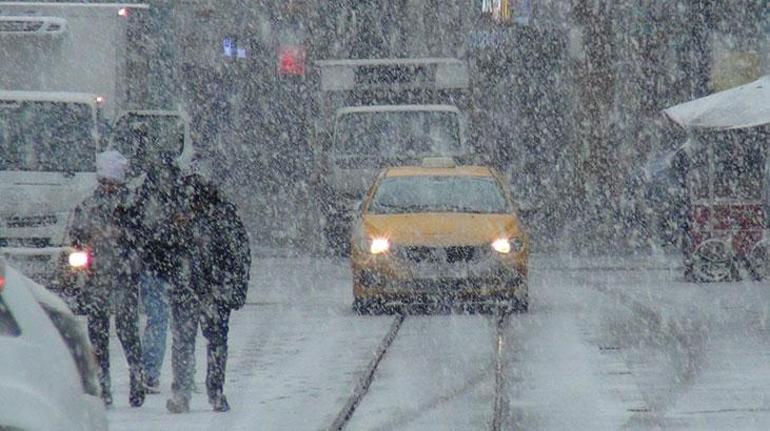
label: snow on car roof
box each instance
[336,104,461,116]
[0,90,99,106]
[385,165,493,177]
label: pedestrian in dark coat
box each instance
[125,150,194,393]
[68,150,145,408]
[166,173,250,413]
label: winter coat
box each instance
[186,174,251,310]
[125,166,193,278]
[208,200,250,309]
[68,185,141,307]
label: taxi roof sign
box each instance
[421,157,456,168]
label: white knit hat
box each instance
[96,150,129,183]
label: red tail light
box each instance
[277,45,306,77]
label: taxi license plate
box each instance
[411,263,469,280]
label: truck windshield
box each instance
[110,114,186,169]
[0,101,96,172]
[335,111,462,159]
[369,176,509,214]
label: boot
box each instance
[144,376,161,394]
[129,369,146,407]
[166,393,190,414]
[210,391,230,413]
[100,378,112,407]
[102,391,113,407]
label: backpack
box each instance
[215,202,251,309]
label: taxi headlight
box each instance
[369,238,390,255]
[492,238,524,254]
[492,238,511,254]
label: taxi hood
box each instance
[361,213,523,246]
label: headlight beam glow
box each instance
[492,238,512,254]
[69,250,90,268]
[369,238,390,255]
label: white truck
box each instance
[0,3,150,282]
[311,58,475,253]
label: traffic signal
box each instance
[277,44,306,77]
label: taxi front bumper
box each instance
[352,246,528,303]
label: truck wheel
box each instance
[352,298,375,315]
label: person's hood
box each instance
[96,150,129,183]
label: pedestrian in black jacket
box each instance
[69,150,145,408]
[166,173,250,413]
[125,150,194,394]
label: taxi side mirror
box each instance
[517,199,538,213]
[516,199,542,222]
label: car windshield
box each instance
[0,101,96,172]
[335,111,462,158]
[369,175,509,214]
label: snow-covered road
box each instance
[104,254,770,430]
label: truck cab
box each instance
[0,91,101,282]
[329,104,466,199]
[0,2,151,283]
[312,58,474,254]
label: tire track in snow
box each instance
[327,314,405,431]
[335,311,513,431]
[492,311,510,431]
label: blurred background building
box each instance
[25,0,770,252]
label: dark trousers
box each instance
[170,297,198,400]
[200,301,231,400]
[170,298,231,402]
[86,286,143,397]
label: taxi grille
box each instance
[402,246,478,263]
[446,246,476,263]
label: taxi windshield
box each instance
[368,175,509,214]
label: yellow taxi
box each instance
[350,157,529,314]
